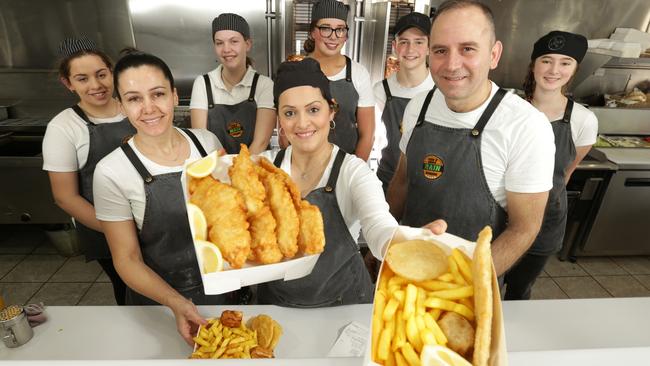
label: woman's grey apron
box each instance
[402,87,508,241]
[120,129,232,305]
[72,105,136,261]
[376,79,411,193]
[203,72,260,154]
[256,149,374,307]
[328,56,360,155]
[527,100,576,255]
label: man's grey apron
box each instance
[256,149,374,307]
[120,129,232,305]
[527,100,576,255]
[72,105,136,261]
[402,87,508,241]
[203,72,260,154]
[328,56,360,155]
[376,79,411,193]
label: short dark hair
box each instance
[433,0,496,43]
[113,48,175,101]
[58,50,113,81]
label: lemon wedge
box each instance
[187,203,207,241]
[194,240,223,274]
[187,151,218,178]
[421,345,472,366]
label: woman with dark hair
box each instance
[293,0,375,161]
[93,50,232,344]
[504,31,598,300]
[42,37,134,305]
[255,58,447,308]
[190,13,275,154]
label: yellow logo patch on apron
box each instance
[227,121,243,138]
[422,154,444,180]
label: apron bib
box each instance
[527,100,576,255]
[72,105,136,261]
[204,73,260,154]
[376,79,410,192]
[328,57,360,154]
[120,129,232,305]
[256,149,374,307]
[402,87,508,241]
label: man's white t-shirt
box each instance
[547,101,599,147]
[262,145,398,259]
[42,108,127,172]
[189,65,275,110]
[328,59,375,108]
[373,72,435,109]
[93,128,222,230]
[399,82,555,209]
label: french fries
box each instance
[190,311,280,359]
[371,229,495,366]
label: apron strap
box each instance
[248,73,260,102]
[415,86,437,127]
[562,99,574,124]
[471,88,507,137]
[71,105,95,126]
[273,148,286,168]
[203,74,214,109]
[344,56,352,82]
[382,79,392,101]
[324,149,346,192]
[120,143,154,184]
[181,128,208,157]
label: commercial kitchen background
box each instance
[0,0,649,306]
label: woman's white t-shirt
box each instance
[262,145,398,259]
[327,59,375,108]
[189,65,275,110]
[547,101,599,147]
[93,128,222,230]
[42,108,126,172]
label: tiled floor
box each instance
[2,225,650,306]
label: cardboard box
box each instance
[181,153,320,295]
[366,226,507,366]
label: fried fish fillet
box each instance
[189,176,250,268]
[298,200,325,255]
[258,157,301,211]
[263,172,299,258]
[229,146,283,264]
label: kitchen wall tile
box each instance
[95,271,110,283]
[78,283,118,305]
[0,254,26,279]
[50,256,102,282]
[611,257,650,275]
[28,282,91,305]
[529,278,568,300]
[0,282,42,305]
[0,255,66,282]
[576,257,627,276]
[594,275,650,297]
[633,275,650,290]
[543,256,588,277]
[554,276,611,299]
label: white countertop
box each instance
[2,298,650,365]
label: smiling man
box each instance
[387,0,556,277]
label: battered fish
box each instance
[297,200,325,255]
[249,206,284,264]
[258,157,301,210]
[229,145,265,214]
[189,176,251,268]
[263,172,299,258]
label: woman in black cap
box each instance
[42,37,134,305]
[504,31,598,300]
[373,12,434,193]
[190,13,275,154]
[93,50,233,344]
[255,58,447,307]
[293,0,375,161]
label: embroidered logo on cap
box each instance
[548,35,566,51]
[422,154,444,180]
[227,121,243,138]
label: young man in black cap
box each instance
[388,0,556,278]
[504,30,597,300]
[373,12,435,193]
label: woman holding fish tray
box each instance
[245,58,447,307]
[92,49,236,344]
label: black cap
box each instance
[212,13,250,40]
[394,12,431,37]
[58,37,98,58]
[273,58,332,107]
[531,31,588,63]
[311,0,348,23]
